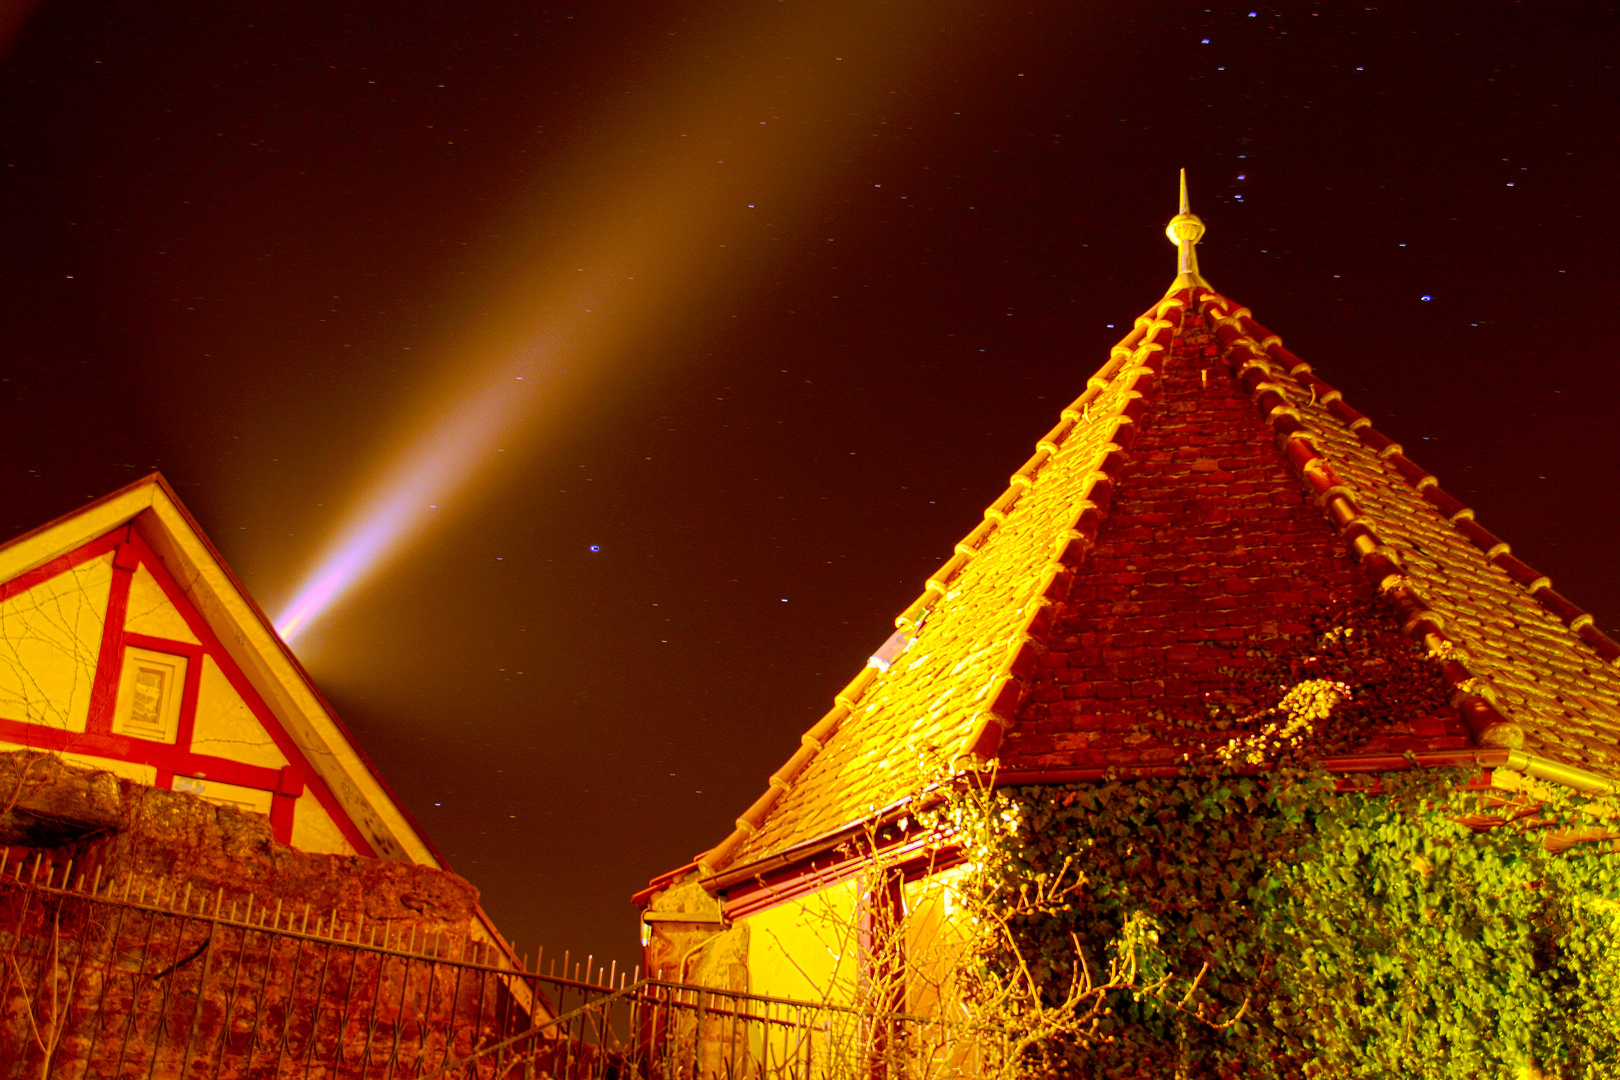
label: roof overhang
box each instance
[639,748,1618,917]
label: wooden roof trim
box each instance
[693,296,1189,876]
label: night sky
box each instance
[1,0,1615,974]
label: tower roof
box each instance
[694,180,1620,882]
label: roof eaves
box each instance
[997,748,1619,797]
[694,293,1193,877]
[703,789,933,896]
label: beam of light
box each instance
[273,333,572,641]
[273,1,975,646]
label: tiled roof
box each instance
[697,228,1620,879]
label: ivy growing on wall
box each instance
[951,596,1620,1078]
[966,770,1620,1079]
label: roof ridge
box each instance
[1197,291,1620,751]
[695,292,1194,875]
[694,279,1620,882]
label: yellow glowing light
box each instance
[275,3,978,646]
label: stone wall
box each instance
[0,750,532,1078]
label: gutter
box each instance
[995,749,1619,796]
[1499,750,1619,796]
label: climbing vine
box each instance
[941,596,1620,1079]
[955,770,1620,1078]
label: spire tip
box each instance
[1166,170,1210,293]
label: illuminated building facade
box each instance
[636,177,1620,1013]
[0,473,437,860]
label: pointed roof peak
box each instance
[684,263,1620,882]
[1166,168,1211,293]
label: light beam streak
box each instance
[274,331,571,641]
[274,1,970,646]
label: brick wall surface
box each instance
[1000,312,1471,772]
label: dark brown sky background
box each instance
[1,0,1616,973]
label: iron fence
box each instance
[0,852,995,1079]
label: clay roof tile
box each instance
[693,181,1620,879]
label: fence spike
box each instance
[61,858,74,888]
[563,950,570,983]
[355,911,364,942]
[0,850,9,878]
[90,864,102,896]
[272,898,283,930]
[382,918,391,949]
[610,960,618,988]
[302,904,312,934]
[181,881,192,913]
[213,886,224,917]
[633,964,641,985]
[31,853,42,883]
[243,892,254,925]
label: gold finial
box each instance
[1165,168,1210,292]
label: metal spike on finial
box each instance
[1166,168,1211,293]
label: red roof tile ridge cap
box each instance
[1209,296,1620,669]
[1200,291,1527,751]
[692,293,1191,878]
[954,292,1189,771]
